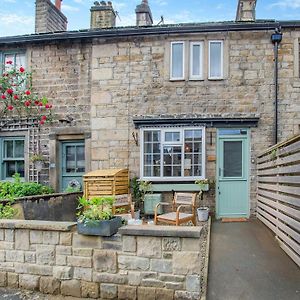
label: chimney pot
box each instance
[55,0,62,10]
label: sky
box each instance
[0,0,300,37]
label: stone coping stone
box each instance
[0,220,76,232]
[119,225,202,238]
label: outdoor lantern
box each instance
[271,30,282,44]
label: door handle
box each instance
[219,168,222,177]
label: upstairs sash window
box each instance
[170,42,184,80]
[209,41,223,79]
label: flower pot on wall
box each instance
[197,207,209,222]
[77,216,122,237]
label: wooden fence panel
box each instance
[257,135,300,267]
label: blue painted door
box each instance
[60,141,85,192]
[216,129,249,218]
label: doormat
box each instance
[221,218,248,223]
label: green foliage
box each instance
[77,196,115,225]
[0,173,54,200]
[0,201,16,219]
[130,176,142,202]
[139,180,152,194]
[0,63,53,125]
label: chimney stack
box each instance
[90,1,116,29]
[135,0,153,27]
[35,0,67,33]
[236,0,257,22]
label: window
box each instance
[1,51,26,73]
[190,42,203,79]
[141,127,205,180]
[209,41,223,79]
[170,42,184,80]
[1,137,25,179]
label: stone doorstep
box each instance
[0,220,76,232]
[119,225,203,238]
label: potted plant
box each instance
[139,180,163,215]
[77,196,122,236]
[30,153,46,172]
[195,179,210,222]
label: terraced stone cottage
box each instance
[0,0,300,218]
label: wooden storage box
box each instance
[83,169,129,199]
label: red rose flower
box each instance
[45,104,50,109]
[41,115,47,121]
[20,67,25,73]
[1,94,6,99]
[7,105,13,111]
[38,102,43,107]
[25,101,31,107]
[25,90,31,95]
[34,100,39,105]
[14,95,19,100]
[6,61,13,65]
[40,120,45,125]
[7,89,13,95]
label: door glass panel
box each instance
[66,146,76,173]
[76,146,85,173]
[223,141,242,177]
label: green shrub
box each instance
[0,201,16,219]
[0,173,54,200]
[0,173,55,220]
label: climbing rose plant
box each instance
[0,61,52,125]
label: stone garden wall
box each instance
[0,220,205,300]
[12,192,82,222]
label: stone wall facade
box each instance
[0,220,205,299]
[1,26,300,215]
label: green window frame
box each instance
[0,137,25,180]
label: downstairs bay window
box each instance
[141,127,205,181]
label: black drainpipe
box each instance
[271,28,282,145]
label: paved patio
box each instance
[207,219,300,300]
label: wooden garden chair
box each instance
[112,194,135,218]
[154,192,197,226]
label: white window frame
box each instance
[190,41,203,80]
[1,51,26,73]
[140,126,206,181]
[170,41,185,80]
[208,40,224,80]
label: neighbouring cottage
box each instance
[0,0,300,218]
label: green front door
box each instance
[60,141,85,192]
[216,129,249,218]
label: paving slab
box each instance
[207,219,300,300]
